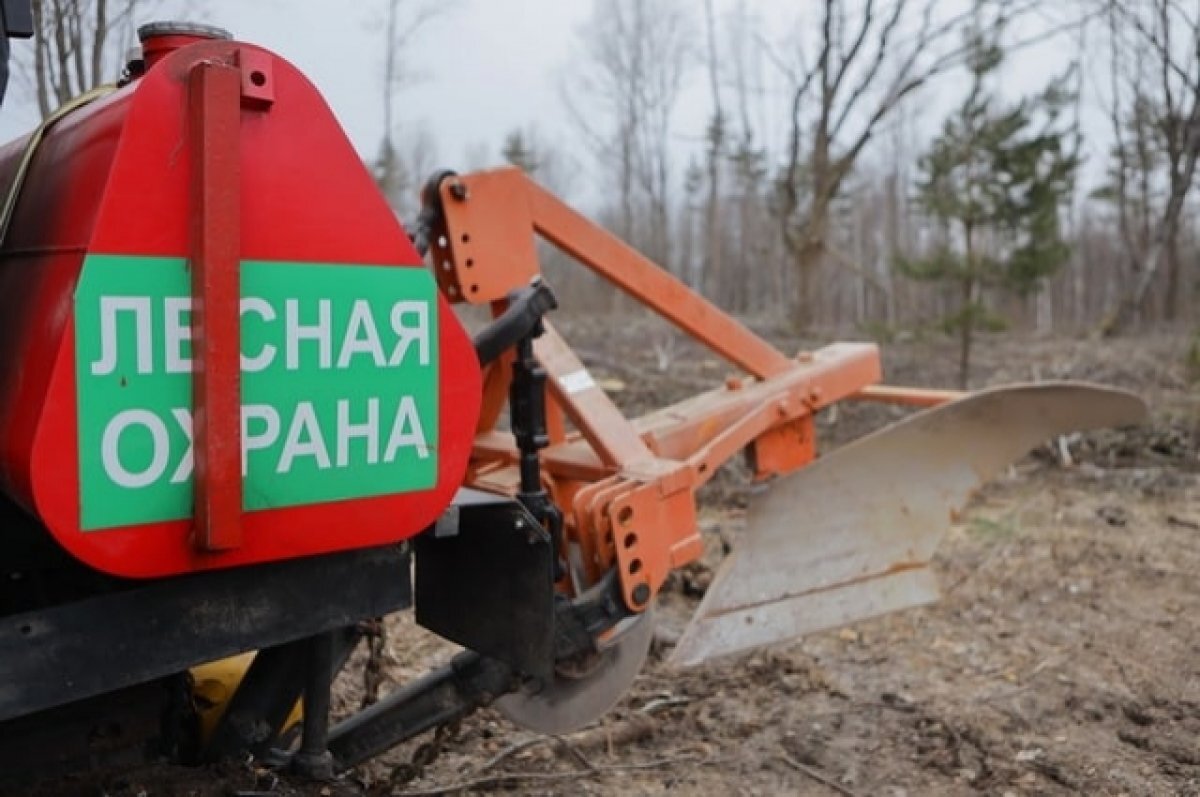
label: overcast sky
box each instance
[0,1,1104,204]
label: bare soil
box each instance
[41,326,1200,796]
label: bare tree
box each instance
[723,3,781,317]
[766,0,1087,328]
[375,0,455,209]
[1098,0,1200,334]
[699,0,725,294]
[768,0,981,327]
[23,0,152,118]
[564,0,694,271]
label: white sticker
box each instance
[559,369,596,395]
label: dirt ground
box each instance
[46,324,1200,796]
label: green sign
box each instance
[74,254,439,531]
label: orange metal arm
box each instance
[525,182,793,381]
[432,168,792,379]
[535,322,657,471]
[852,385,965,408]
[429,168,885,613]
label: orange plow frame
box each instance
[427,167,963,614]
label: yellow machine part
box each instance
[190,653,302,742]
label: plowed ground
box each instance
[48,326,1200,797]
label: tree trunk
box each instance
[959,222,977,390]
[1163,234,1181,322]
[1101,237,1164,335]
[1103,101,1200,336]
[958,277,974,390]
[793,238,823,329]
[91,0,107,87]
[787,204,829,330]
[702,0,722,299]
[32,1,51,118]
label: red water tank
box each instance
[0,25,480,578]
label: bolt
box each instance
[448,181,469,201]
[632,583,651,605]
[514,518,526,530]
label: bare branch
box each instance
[818,0,834,99]
[754,30,800,84]
[829,0,908,141]
[1108,0,1196,86]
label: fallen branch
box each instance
[475,695,689,776]
[570,711,658,756]
[392,750,716,796]
[478,736,549,773]
[779,753,863,797]
[639,696,692,714]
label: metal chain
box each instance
[357,617,463,787]
[357,614,462,785]
[359,618,387,709]
[388,719,461,786]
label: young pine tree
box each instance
[901,29,1080,388]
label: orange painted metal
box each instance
[434,168,890,611]
[439,168,792,380]
[638,343,879,469]
[603,479,699,610]
[544,388,568,446]
[535,323,655,471]
[852,384,965,407]
[476,352,513,435]
[432,172,539,303]
[473,342,880,482]
[748,418,815,482]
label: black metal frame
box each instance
[0,544,411,723]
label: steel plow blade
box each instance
[671,382,1146,667]
[497,608,657,734]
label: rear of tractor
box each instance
[0,23,1144,782]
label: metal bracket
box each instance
[415,492,554,678]
[188,60,244,552]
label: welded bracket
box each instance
[186,49,276,552]
[188,60,244,552]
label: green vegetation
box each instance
[901,23,1080,388]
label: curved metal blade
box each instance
[496,608,655,734]
[671,382,1146,667]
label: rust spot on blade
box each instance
[701,560,927,621]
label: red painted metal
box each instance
[188,61,244,552]
[0,37,481,577]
